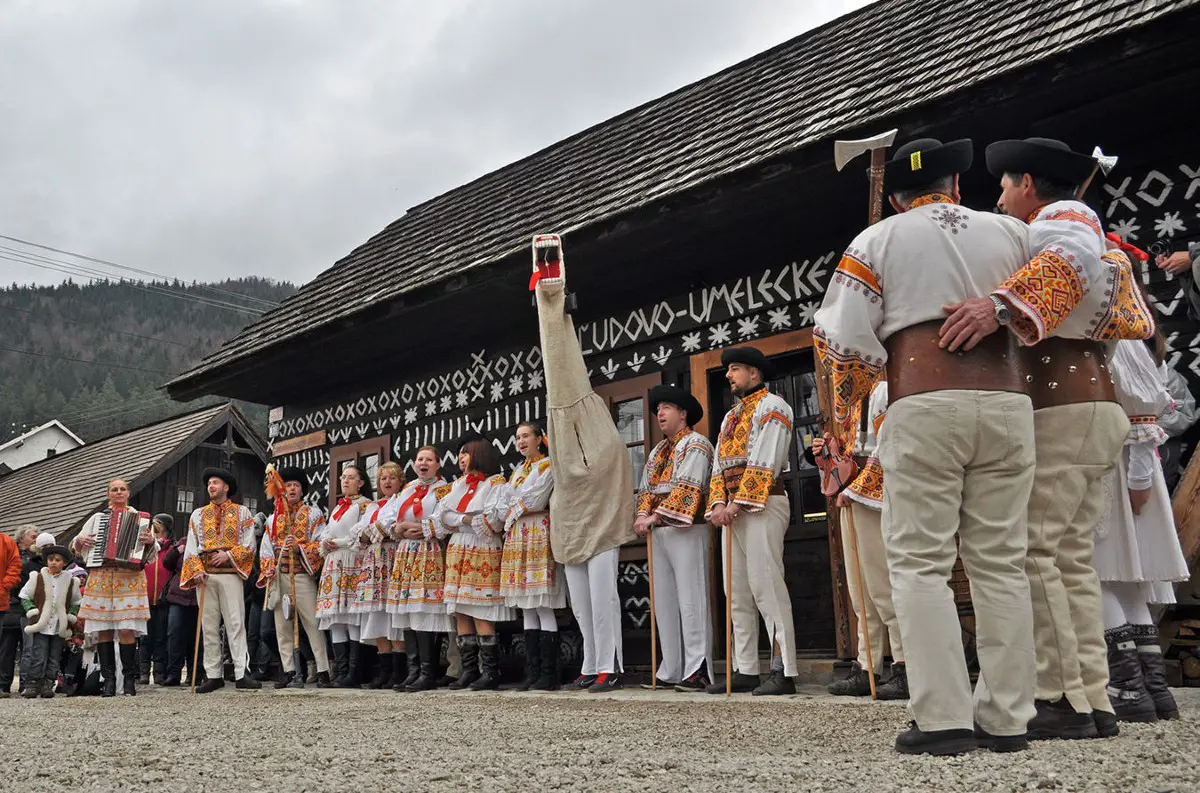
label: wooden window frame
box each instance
[175,487,195,515]
[329,434,391,510]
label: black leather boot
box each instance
[826,661,872,696]
[876,663,909,701]
[531,631,560,691]
[1132,624,1179,720]
[98,642,117,698]
[470,636,501,690]
[120,644,138,696]
[1106,625,1158,723]
[516,629,541,691]
[367,652,394,689]
[448,635,480,690]
[396,630,420,691]
[329,641,349,686]
[405,632,439,692]
[390,652,408,691]
[1027,698,1098,740]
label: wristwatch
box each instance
[989,294,1010,326]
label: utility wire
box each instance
[0,344,175,375]
[0,233,283,308]
[0,303,189,347]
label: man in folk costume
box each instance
[942,138,1156,739]
[180,468,262,692]
[705,346,799,697]
[813,380,908,700]
[635,384,715,691]
[816,138,1038,755]
[71,479,156,697]
[257,466,331,688]
[531,235,637,691]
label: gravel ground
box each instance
[1,684,1197,793]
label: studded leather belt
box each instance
[1022,338,1116,409]
[884,320,1029,403]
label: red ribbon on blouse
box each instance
[395,484,431,521]
[1105,232,1149,262]
[456,473,486,512]
[368,498,389,524]
[331,497,353,522]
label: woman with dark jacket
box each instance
[160,521,203,687]
[137,514,174,685]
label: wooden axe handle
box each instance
[868,147,888,226]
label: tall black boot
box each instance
[396,630,420,691]
[357,644,377,688]
[448,635,480,690]
[120,643,139,696]
[516,629,541,691]
[329,642,349,686]
[470,635,501,690]
[406,632,438,692]
[367,652,394,689]
[1132,624,1179,720]
[532,630,560,691]
[334,642,357,688]
[1105,625,1158,723]
[98,642,117,698]
[390,652,408,691]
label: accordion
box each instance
[86,508,151,569]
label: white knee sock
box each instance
[1113,583,1153,626]
[1101,584,1127,630]
[330,624,350,643]
[522,610,539,631]
[536,607,557,632]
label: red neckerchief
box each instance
[909,192,956,208]
[369,498,389,524]
[1105,231,1149,262]
[456,473,486,512]
[331,497,353,522]
[396,482,433,520]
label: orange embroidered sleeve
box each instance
[257,556,276,588]
[994,250,1084,345]
[707,473,728,515]
[180,556,205,590]
[657,483,703,525]
[814,332,883,454]
[636,491,656,516]
[1093,250,1155,341]
[733,466,774,510]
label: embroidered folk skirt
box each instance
[500,510,566,610]
[78,567,151,635]
[387,538,453,633]
[444,532,514,623]
[357,542,400,641]
[316,547,363,629]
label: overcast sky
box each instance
[1,0,872,289]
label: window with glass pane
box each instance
[329,435,391,509]
[243,496,258,513]
[175,488,194,514]
[615,397,646,483]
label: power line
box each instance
[0,232,283,308]
[1,303,189,348]
[0,251,264,317]
[0,344,174,375]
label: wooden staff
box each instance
[842,503,877,698]
[725,524,733,697]
[647,528,657,690]
[288,542,302,679]
[191,581,207,694]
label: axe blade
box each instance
[834,128,899,171]
[1092,146,1118,176]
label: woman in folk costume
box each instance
[385,446,455,691]
[1093,332,1190,723]
[434,434,515,690]
[71,478,155,697]
[351,461,407,689]
[315,463,373,685]
[495,422,565,690]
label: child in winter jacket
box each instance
[19,544,82,698]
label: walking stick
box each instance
[647,528,657,690]
[725,523,733,697]
[842,504,877,699]
[191,581,207,694]
[288,542,305,687]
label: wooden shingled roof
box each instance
[167,0,1197,397]
[0,404,261,540]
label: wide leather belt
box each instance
[1022,338,1116,409]
[721,467,786,497]
[885,320,1028,403]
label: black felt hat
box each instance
[201,467,238,498]
[884,138,973,193]
[277,466,308,496]
[648,384,704,428]
[41,545,73,565]
[985,137,1095,185]
[720,346,774,380]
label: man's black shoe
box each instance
[895,722,977,756]
[235,676,262,690]
[752,669,795,696]
[705,672,759,694]
[1027,698,1098,741]
[974,724,1028,753]
[196,678,225,694]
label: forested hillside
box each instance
[0,278,296,443]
